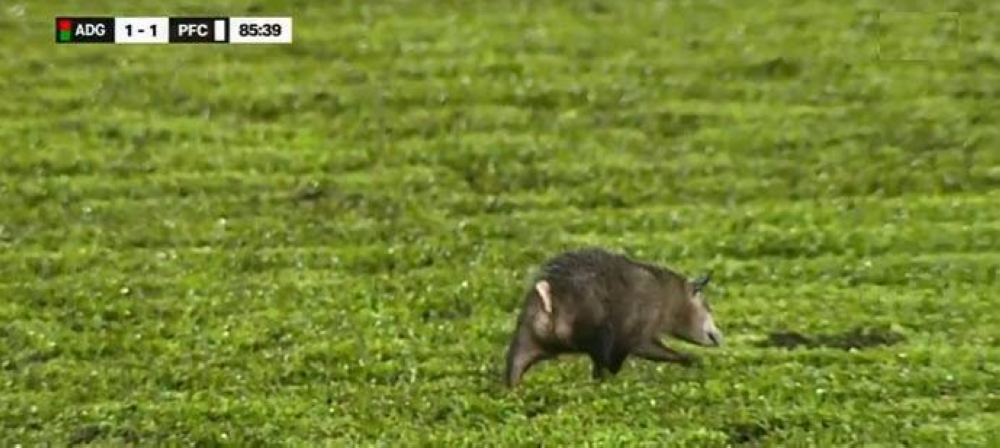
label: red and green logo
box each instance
[57,18,72,41]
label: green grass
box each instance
[3,0,1000,445]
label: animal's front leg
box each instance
[633,338,698,367]
[589,353,606,380]
[597,324,629,376]
[606,350,628,375]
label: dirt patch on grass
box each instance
[756,326,905,351]
[68,424,104,446]
[727,421,769,445]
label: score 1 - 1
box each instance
[115,17,169,44]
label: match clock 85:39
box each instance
[238,22,280,37]
[229,17,292,43]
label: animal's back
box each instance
[538,248,632,304]
[537,248,678,344]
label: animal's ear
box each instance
[693,271,712,294]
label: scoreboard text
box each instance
[55,16,293,44]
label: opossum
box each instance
[504,247,722,387]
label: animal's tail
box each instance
[505,280,556,387]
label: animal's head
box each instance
[670,271,723,347]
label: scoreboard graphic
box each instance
[55,17,292,44]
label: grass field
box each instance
[3,0,1000,445]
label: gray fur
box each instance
[504,247,722,387]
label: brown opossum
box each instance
[504,247,722,387]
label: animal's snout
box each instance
[701,315,723,347]
[707,330,723,347]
